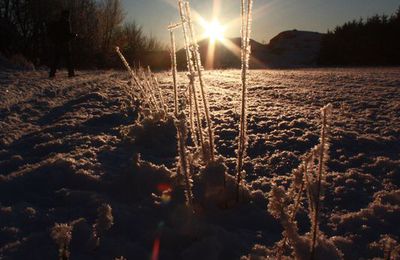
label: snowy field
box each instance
[0,68,399,259]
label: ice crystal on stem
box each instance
[169,29,179,116]
[236,0,253,202]
[175,112,194,207]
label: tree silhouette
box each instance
[0,0,164,69]
[319,6,400,66]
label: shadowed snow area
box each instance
[0,68,399,259]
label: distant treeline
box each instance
[319,6,400,66]
[0,0,167,69]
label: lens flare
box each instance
[151,237,160,260]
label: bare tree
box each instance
[1,0,166,68]
[98,0,124,52]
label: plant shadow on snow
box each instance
[95,113,281,260]
[0,80,145,259]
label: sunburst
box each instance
[202,19,225,43]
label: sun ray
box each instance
[162,0,267,69]
[213,0,283,37]
[205,37,216,69]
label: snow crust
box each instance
[0,68,399,259]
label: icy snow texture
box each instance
[0,68,399,259]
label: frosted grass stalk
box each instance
[176,112,194,207]
[147,66,166,113]
[184,1,215,161]
[167,22,183,30]
[177,1,195,75]
[145,70,162,112]
[146,66,160,109]
[188,82,199,148]
[277,161,307,260]
[177,0,206,157]
[304,152,316,215]
[271,104,333,259]
[142,70,160,111]
[149,69,167,113]
[115,46,135,78]
[138,74,157,111]
[236,0,253,202]
[310,103,332,260]
[115,47,154,109]
[115,46,156,111]
[169,29,179,116]
[190,80,204,152]
[268,186,306,260]
[141,68,158,109]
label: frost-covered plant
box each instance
[169,28,179,116]
[167,21,199,148]
[148,66,167,114]
[116,47,152,109]
[236,0,253,202]
[51,223,73,260]
[267,104,340,259]
[179,0,215,162]
[114,46,144,105]
[175,112,194,207]
[309,103,332,259]
[187,79,199,148]
[176,1,207,160]
[141,69,160,111]
[116,46,163,113]
[268,185,342,260]
[276,162,307,260]
[93,203,114,245]
[187,74,205,158]
[268,186,310,260]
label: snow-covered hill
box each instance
[265,30,323,67]
[176,30,324,69]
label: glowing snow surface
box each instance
[0,68,399,259]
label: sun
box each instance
[203,20,225,43]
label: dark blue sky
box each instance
[122,0,399,44]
